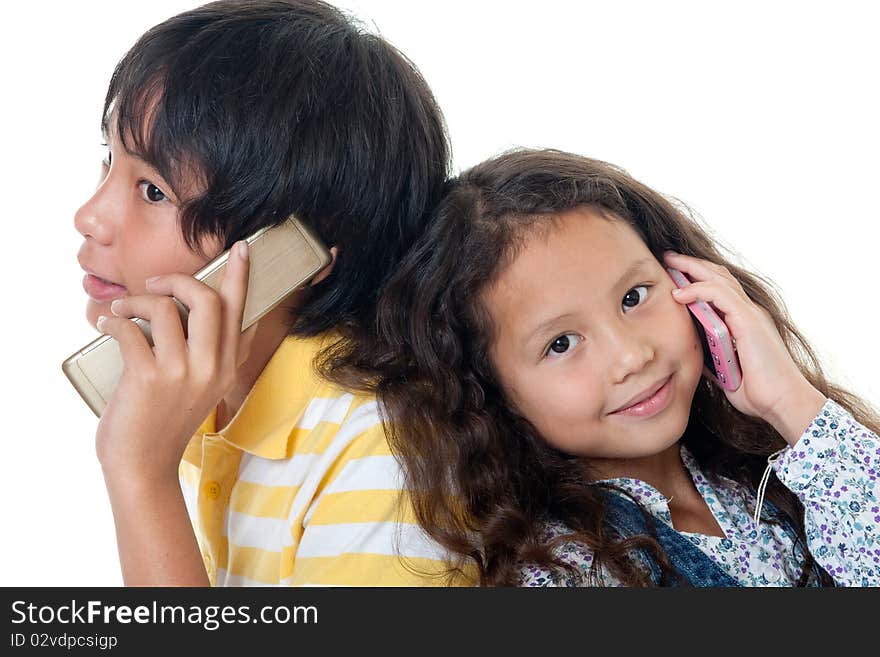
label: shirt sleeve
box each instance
[287,406,474,586]
[772,398,880,586]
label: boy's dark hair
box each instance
[103,0,450,337]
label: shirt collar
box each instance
[190,333,337,460]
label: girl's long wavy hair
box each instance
[322,148,880,586]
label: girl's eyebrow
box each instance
[612,256,655,291]
[521,256,655,346]
[524,313,579,346]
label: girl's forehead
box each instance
[479,216,660,363]
[482,209,657,326]
[503,208,650,280]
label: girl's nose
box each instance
[606,327,655,384]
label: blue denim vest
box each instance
[602,491,825,587]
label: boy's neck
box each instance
[215,302,295,430]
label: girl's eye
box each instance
[140,181,168,203]
[622,285,650,312]
[545,333,583,358]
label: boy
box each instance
[76,0,463,586]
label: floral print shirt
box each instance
[518,398,880,587]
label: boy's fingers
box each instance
[139,240,249,367]
[218,241,251,360]
[236,320,260,368]
[145,273,223,362]
[109,295,187,363]
[96,314,155,371]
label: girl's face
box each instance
[482,207,704,471]
[75,129,223,330]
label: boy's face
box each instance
[75,131,223,330]
[482,207,705,476]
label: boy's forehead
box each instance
[101,95,122,136]
[102,101,165,167]
[102,89,162,142]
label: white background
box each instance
[0,1,877,585]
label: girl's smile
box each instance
[608,372,675,418]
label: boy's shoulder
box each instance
[188,333,386,461]
[272,332,382,428]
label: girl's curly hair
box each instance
[321,149,878,586]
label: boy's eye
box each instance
[545,333,582,358]
[139,181,168,203]
[622,285,650,312]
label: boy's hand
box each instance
[663,251,826,445]
[94,240,258,480]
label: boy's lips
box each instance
[82,272,127,302]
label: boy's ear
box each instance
[310,246,338,286]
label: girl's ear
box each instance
[310,246,338,286]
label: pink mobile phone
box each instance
[666,267,742,392]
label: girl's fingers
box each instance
[109,294,188,364]
[96,314,155,371]
[670,281,742,319]
[663,251,740,287]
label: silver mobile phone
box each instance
[62,217,331,417]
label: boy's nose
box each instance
[74,186,116,245]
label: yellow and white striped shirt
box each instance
[179,334,468,586]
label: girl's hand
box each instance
[94,240,259,480]
[663,251,825,445]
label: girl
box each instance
[338,148,880,586]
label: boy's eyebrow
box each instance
[100,133,165,176]
[127,149,157,170]
[522,256,655,346]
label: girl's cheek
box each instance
[662,299,701,360]
[682,322,706,374]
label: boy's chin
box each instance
[86,300,109,331]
